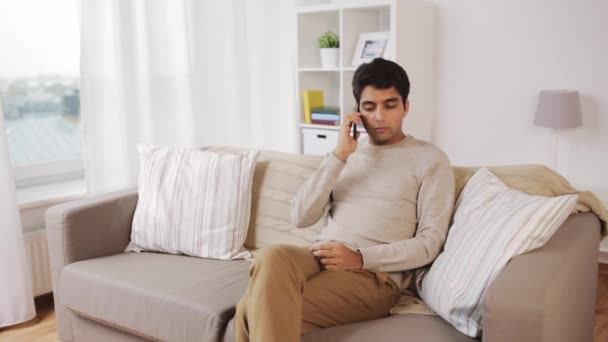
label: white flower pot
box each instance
[320,48,339,68]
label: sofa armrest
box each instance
[45,187,138,341]
[482,212,601,342]
[45,187,138,267]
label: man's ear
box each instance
[403,99,410,118]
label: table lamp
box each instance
[534,90,582,171]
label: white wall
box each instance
[431,0,608,200]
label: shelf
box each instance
[295,0,436,154]
[297,10,339,69]
[342,5,391,67]
[299,123,341,131]
[299,123,368,133]
[298,72,340,109]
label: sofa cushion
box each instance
[221,314,475,342]
[203,147,327,249]
[130,144,258,260]
[417,168,577,338]
[60,252,250,342]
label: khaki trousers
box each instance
[234,244,401,342]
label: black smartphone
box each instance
[351,102,360,138]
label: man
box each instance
[234,58,455,341]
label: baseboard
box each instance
[600,255,608,280]
[600,251,608,265]
[34,292,54,308]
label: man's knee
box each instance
[250,243,315,277]
[253,244,304,267]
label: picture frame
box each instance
[351,32,390,67]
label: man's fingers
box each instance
[309,242,338,251]
[350,113,363,124]
[312,249,333,258]
[342,113,362,131]
[341,118,353,135]
[320,257,338,265]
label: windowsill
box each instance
[17,177,87,210]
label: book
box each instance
[311,106,339,115]
[311,119,339,126]
[302,90,324,124]
[311,113,340,121]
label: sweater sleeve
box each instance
[290,152,346,228]
[358,151,455,272]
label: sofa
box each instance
[46,148,602,342]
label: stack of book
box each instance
[311,107,340,126]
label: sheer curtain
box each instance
[80,0,298,194]
[0,101,36,328]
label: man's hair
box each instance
[352,58,410,108]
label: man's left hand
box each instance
[309,242,363,271]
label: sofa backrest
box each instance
[204,146,607,249]
[203,146,326,249]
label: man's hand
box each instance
[309,242,363,271]
[334,112,364,163]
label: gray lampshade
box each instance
[534,90,582,129]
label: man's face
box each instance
[358,86,409,145]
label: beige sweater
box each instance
[290,134,456,287]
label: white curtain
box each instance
[0,101,36,327]
[80,0,298,194]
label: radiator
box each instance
[23,230,53,297]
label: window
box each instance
[0,0,82,189]
[1,77,83,186]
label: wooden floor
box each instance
[2,264,608,341]
[596,263,608,342]
[0,294,57,342]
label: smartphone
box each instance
[351,102,360,138]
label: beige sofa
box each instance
[46,148,602,342]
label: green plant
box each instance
[318,31,339,48]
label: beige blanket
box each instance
[453,165,607,235]
[391,164,608,316]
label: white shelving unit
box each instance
[295,0,436,155]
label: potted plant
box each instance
[318,31,339,68]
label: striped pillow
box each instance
[129,144,259,260]
[417,167,577,338]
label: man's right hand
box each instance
[334,112,363,162]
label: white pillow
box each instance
[417,167,577,338]
[129,144,259,260]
